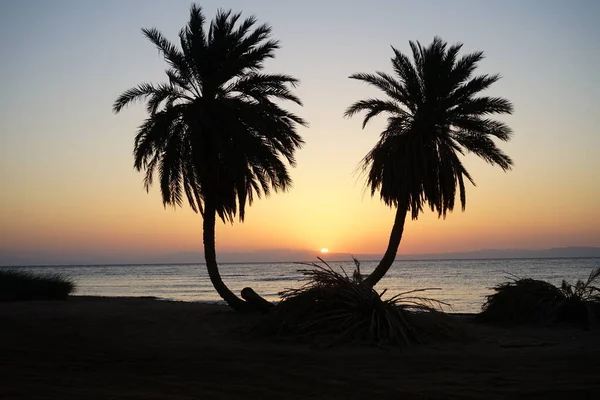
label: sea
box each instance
[3,258,599,313]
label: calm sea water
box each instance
[3,258,599,313]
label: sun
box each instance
[320,248,329,253]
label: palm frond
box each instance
[344,98,405,129]
[113,83,161,113]
[447,74,500,106]
[227,73,303,105]
[141,27,187,73]
[452,133,514,171]
[585,267,600,287]
[455,96,514,116]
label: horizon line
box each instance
[4,254,600,268]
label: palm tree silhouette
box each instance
[113,5,306,311]
[345,37,513,287]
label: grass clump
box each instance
[0,269,75,302]
[256,258,463,347]
[477,268,600,326]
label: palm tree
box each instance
[113,5,306,311]
[345,37,514,287]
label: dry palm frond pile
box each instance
[256,259,462,347]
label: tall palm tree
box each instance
[113,5,306,311]
[345,37,514,287]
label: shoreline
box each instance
[2,296,599,398]
[72,295,481,317]
[78,294,478,318]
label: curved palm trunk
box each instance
[363,201,409,287]
[203,204,250,312]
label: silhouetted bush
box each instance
[256,259,464,347]
[476,278,563,324]
[477,268,600,326]
[0,269,75,301]
[557,268,600,325]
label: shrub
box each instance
[476,277,564,324]
[256,258,462,347]
[557,267,600,325]
[477,268,600,326]
[0,269,75,301]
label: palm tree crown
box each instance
[346,36,513,220]
[113,5,306,223]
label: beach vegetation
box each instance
[0,269,75,302]
[477,268,600,326]
[558,267,600,324]
[257,259,465,347]
[476,277,564,324]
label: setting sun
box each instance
[320,248,329,253]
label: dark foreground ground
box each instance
[1,296,599,399]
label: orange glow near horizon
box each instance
[1,1,599,264]
[2,165,599,260]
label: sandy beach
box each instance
[1,296,599,399]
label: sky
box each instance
[1,0,599,265]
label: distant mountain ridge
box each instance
[1,246,599,266]
[393,246,600,260]
[152,246,600,263]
